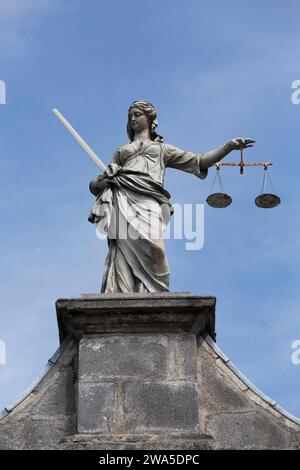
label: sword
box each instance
[53,108,107,172]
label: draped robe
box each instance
[89,141,208,293]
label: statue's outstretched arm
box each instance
[201,138,255,169]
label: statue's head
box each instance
[127,100,164,142]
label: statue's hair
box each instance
[127,100,164,143]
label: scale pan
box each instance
[255,193,281,209]
[206,192,232,208]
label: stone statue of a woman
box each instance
[89,100,254,293]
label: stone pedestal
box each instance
[1,292,299,449]
[55,292,216,449]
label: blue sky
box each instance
[0,0,300,417]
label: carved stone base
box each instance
[56,293,216,439]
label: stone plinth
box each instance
[56,292,216,341]
[56,293,215,446]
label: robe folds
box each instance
[89,141,207,293]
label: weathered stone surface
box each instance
[56,293,216,341]
[78,333,197,382]
[291,432,300,449]
[0,294,299,450]
[206,411,292,449]
[79,335,169,381]
[198,349,252,413]
[77,332,199,434]
[174,334,197,380]
[123,383,198,432]
[0,339,77,449]
[80,292,192,299]
[0,418,74,450]
[77,383,115,433]
[60,432,214,450]
[33,368,75,417]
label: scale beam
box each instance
[215,162,273,167]
[215,147,273,174]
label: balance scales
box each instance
[206,146,281,209]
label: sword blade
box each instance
[53,108,107,172]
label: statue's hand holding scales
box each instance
[229,138,256,150]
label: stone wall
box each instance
[0,293,299,450]
[0,337,76,450]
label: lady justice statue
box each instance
[88,100,254,293]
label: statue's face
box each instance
[128,107,149,134]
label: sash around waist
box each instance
[88,167,174,224]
